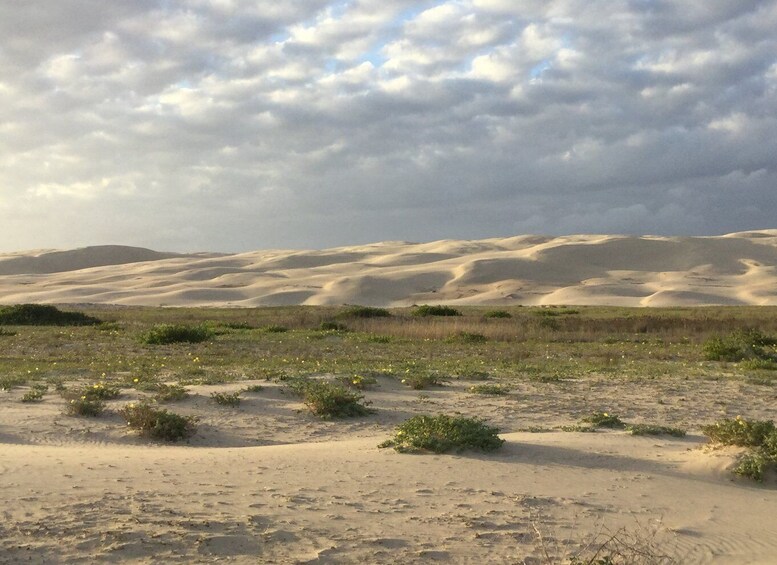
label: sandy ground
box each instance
[2,375,777,564]
[1,230,777,307]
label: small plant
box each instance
[0,375,25,391]
[581,412,626,429]
[379,414,504,453]
[703,329,776,362]
[120,402,197,442]
[338,305,391,319]
[528,372,563,383]
[412,304,461,317]
[21,383,48,403]
[400,372,446,390]
[451,332,487,344]
[626,424,686,437]
[211,391,241,406]
[263,325,288,333]
[288,379,372,418]
[0,304,100,326]
[153,383,189,402]
[337,374,378,390]
[365,334,392,343]
[740,358,777,371]
[319,320,348,331]
[0,328,17,336]
[243,384,264,393]
[82,382,122,401]
[64,396,105,417]
[702,417,777,481]
[469,384,511,395]
[483,310,512,319]
[140,324,213,345]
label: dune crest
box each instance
[1,232,776,306]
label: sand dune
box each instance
[2,231,777,306]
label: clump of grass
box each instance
[412,304,461,317]
[338,305,391,319]
[263,324,288,333]
[211,391,241,406]
[243,384,264,393]
[528,373,563,384]
[0,375,25,391]
[457,369,491,380]
[64,396,105,417]
[379,414,504,453]
[702,417,777,481]
[337,374,378,390]
[626,424,686,437]
[450,331,487,344]
[81,382,122,401]
[287,378,372,418]
[140,324,213,345]
[21,383,48,403]
[581,412,626,429]
[469,384,511,395]
[365,334,392,343]
[0,328,17,336]
[153,383,189,402]
[400,372,446,390]
[119,402,197,442]
[0,304,100,326]
[483,310,511,319]
[703,329,776,362]
[319,321,348,331]
[740,358,777,371]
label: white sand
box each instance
[2,376,777,563]
[2,231,777,307]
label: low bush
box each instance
[412,305,461,317]
[400,372,446,390]
[379,414,504,453]
[581,412,626,429]
[702,417,777,481]
[0,375,25,391]
[319,321,348,331]
[140,324,213,345]
[82,382,122,401]
[337,374,378,390]
[120,402,197,442]
[703,329,776,362]
[338,305,391,319]
[450,332,487,344]
[21,383,48,403]
[153,383,189,402]
[263,324,288,333]
[211,391,241,406]
[0,304,100,326]
[64,396,104,417]
[243,384,264,393]
[483,310,512,319]
[287,378,372,418]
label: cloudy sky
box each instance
[2,1,776,252]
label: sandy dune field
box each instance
[1,230,777,307]
[2,375,777,564]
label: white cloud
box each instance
[0,0,776,252]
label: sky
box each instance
[1,0,776,252]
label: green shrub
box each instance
[81,382,122,401]
[119,402,197,442]
[337,374,378,390]
[740,358,777,371]
[581,412,626,429]
[483,310,512,319]
[412,304,461,317]
[211,391,241,406]
[319,321,348,331]
[702,417,777,481]
[338,305,391,319]
[469,384,511,395]
[287,379,372,418]
[703,329,776,362]
[153,383,189,402]
[263,324,288,333]
[626,424,686,437]
[400,372,446,390]
[701,417,775,447]
[379,415,504,453]
[243,384,264,393]
[140,324,213,345]
[21,384,48,403]
[0,304,100,326]
[451,332,487,344]
[64,396,105,417]
[0,375,25,391]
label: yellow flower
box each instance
[133,378,139,383]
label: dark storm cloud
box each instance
[1,0,776,251]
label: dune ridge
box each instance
[1,231,777,306]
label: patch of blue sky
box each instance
[530,59,552,78]
[269,31,290,44]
